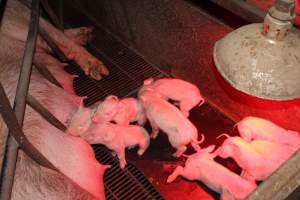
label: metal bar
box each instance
[18,0,68,62]
[0,0,8,23]
[40,0,63,30]
[0,84,56,200]
[207,0,265,23]
[0,1,56,199]
[34,62,62,88]
[247,150,300,200]
[26,94,67,132]
[58,0,64,30]
[38,26,68,62]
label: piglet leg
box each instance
[167,166,184,183]
[148,116,159,139]
[137,114,147,126]
[173,145,187,158]
[116,149,127,169]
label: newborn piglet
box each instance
[140,78,205,117]
[82,123,150,168]
[93,96,146,126]
[214,134,298,181]
[113,97,146,125]
[66,101,95,136]
[235,116,300,149]
[93,95,119,123]
[139,89,203,157]
[167,145,256,200]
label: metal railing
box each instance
[0,0,68,199]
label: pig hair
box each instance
[216,133,231,140]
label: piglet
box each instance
[139,89,203,157]
[167,145,256,200]
[66,101,95,137]
[93,95,119,123]
[140,78,205,117]
[214,135,298,181]
[113,97,146,125]
[235,116,300,149]
[82,123,150,168]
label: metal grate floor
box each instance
[93,145,164,200]
[65,25,166,199]
[64,26,168,107]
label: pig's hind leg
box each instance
[137,137,150,156]
[64,27,93,46]
[167,166,184,183]
[167,165,198,183]
[39,18,109,80]
[147,116,159,139]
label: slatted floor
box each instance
[65,26,167,107]
[65,25,166,199]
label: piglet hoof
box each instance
[120,161,127,169]
[166,175,176,184]
[111,152,117,157]
[137,149,145,156]
[172,152,180,158]
[64,27,94,46]
[150,132,158,139]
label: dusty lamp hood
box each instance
[213,0,300,101]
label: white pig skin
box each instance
[113,97,146,125]
[0,0,109,80]
[1,0,110,197]
[215,136,298,181]
[93,95,119,123]
[167,146,256,200]
[67,102,95,137]
[236,116,300,149]
[139,89,203,157]
[34,51,78,95]
[140,78,205,117]
[82,123,150,168]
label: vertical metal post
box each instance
[0,1,50,200]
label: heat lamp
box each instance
[213,0,300,101]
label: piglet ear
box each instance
[143,78,154,85]
[106,95,119,101]
[78,96,88,110]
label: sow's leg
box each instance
[1,0,109,80]
[0,33,108,200]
